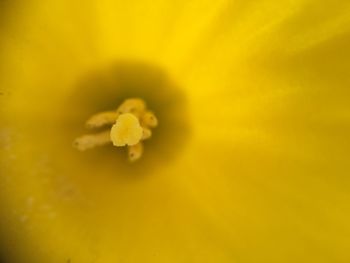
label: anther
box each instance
[73,131,111,151]
[86,111,119,129]
[141,127,152,140]
[128,142,143,162]
[117,98,146,117]
[141,111,158,127]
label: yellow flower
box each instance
[1,0,350,262]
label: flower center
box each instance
[65,61,190,172]
[73,98,158,162]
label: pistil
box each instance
[74,98,158,162]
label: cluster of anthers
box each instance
[73,98,158,162]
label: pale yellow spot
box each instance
[110,113,143,147]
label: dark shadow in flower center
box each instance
[64,61,190,179]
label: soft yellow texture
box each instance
[0,0,350,263]
[110,113,143,147]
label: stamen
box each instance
[141,111,158,127]
[128,142,143,162]
[86,111,119,129]
[73,98,158,161]
[73,131,111,151]
[141,127,152,140]
[117,98,146,117]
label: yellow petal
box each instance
[1,0,350,263]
